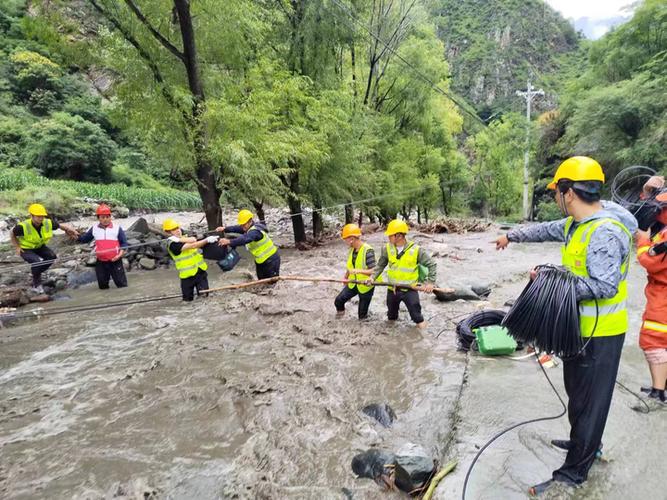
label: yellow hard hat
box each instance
[162,218,179,231]
[237,209,254,225]
[28,203,48,217]
[385,219,409,236]
[547,156,605,190]
[341,223,362,239]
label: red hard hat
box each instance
[96,204,112,216]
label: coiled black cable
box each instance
[502,265,584,358]
[455,310,507,352]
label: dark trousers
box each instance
[256,254,280,279]
[553,334,625,484]
[335,285,375,319]
[386,288,424,324]
[21,246,56,286]
[180,268,209,302]
[95,260,128,289]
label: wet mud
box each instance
[1,227,665,499]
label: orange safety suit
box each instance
[637,226,667,351]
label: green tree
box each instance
[25,112,116,182]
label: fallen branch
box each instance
[420,460,458,500]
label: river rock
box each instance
[85,255,97,267]
[113,206,130,218]
[55,279,67,291]
[351,449,396,481]
[139,257,157,270]
[128,217,150,235]
[393,443,436,494]
[67,270,97,288]
[49,267,70,278]
[0,288,30,307]
[361,403,396,428]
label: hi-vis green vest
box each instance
[246,226,278,264]
[168,244,207,279]
[386,241,420,291]
[18,218,53,249]
[562,217,632,337]
[347,243,374,293]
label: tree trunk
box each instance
[357,209,364,226]
[345,203,354,224]
[252,200,266,224]
[424,207,429,223]
[417,206,421,224]
[313,202,323,240]
[285,171,306,244]
[173,0,221,229]
[440,185,449,215]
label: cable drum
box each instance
[501,265,583,358]
[611,165,663,230]
[456,310,506,352]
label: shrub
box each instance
[0,185,77,217]
[25,112,116,182]
[8,49,62,101]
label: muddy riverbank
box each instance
[0,224,664,499]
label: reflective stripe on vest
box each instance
[246,227,277,264]
[18,218,53,249]
[168,245,207,279]
[386,242,419,290]
[561,217,632,337]
[92,223,121,261]
[347,243,373,293]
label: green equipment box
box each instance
[474,325,517,356]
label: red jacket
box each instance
[637,228,667,350]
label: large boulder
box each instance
[127,217,150,235]
[67,270,97,288]
[393,443,436,494]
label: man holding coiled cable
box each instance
[494,156,638,496]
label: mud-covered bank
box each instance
[0,227,664,499]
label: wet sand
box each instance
[0,226,664,499]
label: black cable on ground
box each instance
[615,380,651,414]
[461,349,567,500]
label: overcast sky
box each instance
[545,0,634,19]
[545,0,636,38]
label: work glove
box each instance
[168,236,180,243]
[206,235,220,244]
[651,241,667,255]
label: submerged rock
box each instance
[361,403,396,427]
[351,449,396,481]
[67,269,97,288]
[390,443,436,494]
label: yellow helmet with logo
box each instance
[28,203,48,216]
[341,223,362,239]
[547,156,605,190]
[237,209,254,225]
[385,219,409,236]
[162,218,179,231]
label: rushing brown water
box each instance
[1,228,664,499]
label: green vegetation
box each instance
[533,0,667,218]
[1,0,663,238]
[0,168,200,212]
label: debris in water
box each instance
[361,403,396,427]
[351,449,396,483]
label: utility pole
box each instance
[516,80,544,221]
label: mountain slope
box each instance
[431,0,581,116]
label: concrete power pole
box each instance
[516,80,544,221]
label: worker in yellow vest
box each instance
[216,210,280,279]
[10,203,79,293]
[334,224,375,319]
[494,157,638,495]
[163,218,218,301]
[369,219,436,329]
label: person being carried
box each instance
[76,204,128,290]
[10,203,79,293]
[368,219,436,329]
[216,210,280,279]
[494,156,638,495]
[163,218,219,301]
[334,224,376,320]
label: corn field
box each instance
[0,169,201,211]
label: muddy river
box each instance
[1,226,664,499]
